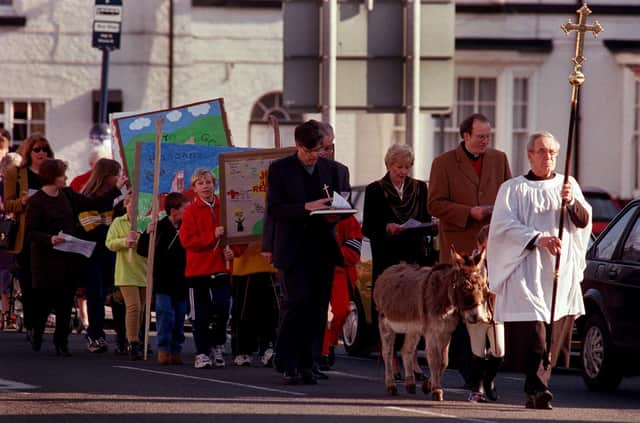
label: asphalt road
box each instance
[0,330,638,423]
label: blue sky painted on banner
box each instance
[118,100,222,146]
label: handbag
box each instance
[0,214,17,250]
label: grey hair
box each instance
[88,144,111,165]
[527,131,560,152]
[318,122,334,138]
[384,144,414,168]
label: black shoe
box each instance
[525,390,553,410]
[282,370,301,385]
[114,343,128,356]
[128,342,142,360]
[327,346,335,367]
[31,333,42,352]
[300,369,318,385]
[318,356,331,372]
[55,343,72,357]
[414,371,427,382]
[312,366,329,380]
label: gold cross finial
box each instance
[322,184,331,200]
[561,3,603,82]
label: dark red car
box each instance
[582,187,622,236]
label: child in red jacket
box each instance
[179,168,236,369]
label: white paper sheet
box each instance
[53,232,96,258]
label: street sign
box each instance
[92,0,123,50]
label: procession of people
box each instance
[0,113,592,410]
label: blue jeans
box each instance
[155,293,187,353]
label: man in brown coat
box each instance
[427,113,512,390]
[428,113,512,264]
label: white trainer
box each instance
[211,345,226,368]
[261,348,274,367]
[233,354,251,367]
[194,353,212,369]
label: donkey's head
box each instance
[449,245,491,324]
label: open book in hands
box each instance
[310,192,358,216]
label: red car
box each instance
[582,187,622,236]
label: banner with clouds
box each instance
[112,98,232,183]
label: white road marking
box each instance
[329,371,379,381]
[0,378,39,391]
[504,376,525,381]
[386,406,498,423]
[114,366,307,396]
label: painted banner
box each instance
[112,98,232,181]
[135,142,251,229]
[219,147,296,244]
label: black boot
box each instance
[483,356,502,401]
[468,355,487,402]
[55,342,72,357]
[129,341,142,360]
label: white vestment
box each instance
[487,174,591,323]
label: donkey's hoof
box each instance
[431,388,444,401]
[387,385,398,396]
[406,384,416,394]
[421,378,431,394]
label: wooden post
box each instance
[143,117,164,360]
[269,115,281,148]
[128,145,142,262]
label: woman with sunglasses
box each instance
[3,134,54,340]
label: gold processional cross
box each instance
[560,3,603,98]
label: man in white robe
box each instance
[487,131,591,410]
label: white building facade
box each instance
[1,0,639,198]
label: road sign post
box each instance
[91,0,122,143]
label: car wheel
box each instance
[581,313,623,392]
[342,289,369,357]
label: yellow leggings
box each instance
[119,286,146,343]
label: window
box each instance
[622,215,640,262]
[634,79,640,192]
[432,77,497,156]
[0,100,47,143]
[512,77,529,174]
[594,206,635,260]
[248,92,303,148]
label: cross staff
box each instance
[543,2,603,371]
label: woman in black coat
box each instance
[26,159,122,355]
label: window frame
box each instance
[0,99,48,143]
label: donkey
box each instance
[373,245,491,400]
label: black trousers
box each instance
[32,285,75,346]
[231,272,279,356]
[505,317,576,395]
[275,263,333,373]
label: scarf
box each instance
[378,173,421,223]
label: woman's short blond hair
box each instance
[384,144,414,168]
[190,167,214,187]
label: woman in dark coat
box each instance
[363,144,432,286]
[362,143,432,378]
[26,159,122,355]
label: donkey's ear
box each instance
[450,244,464,267]
[473,247,486,267]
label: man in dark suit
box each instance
[265,120,350,384]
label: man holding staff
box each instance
[487,131,591,409]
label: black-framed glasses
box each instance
[301,146,324,155]
[32,146,50,153]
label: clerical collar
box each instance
[525,170,556,181]
[461,142,481,161]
